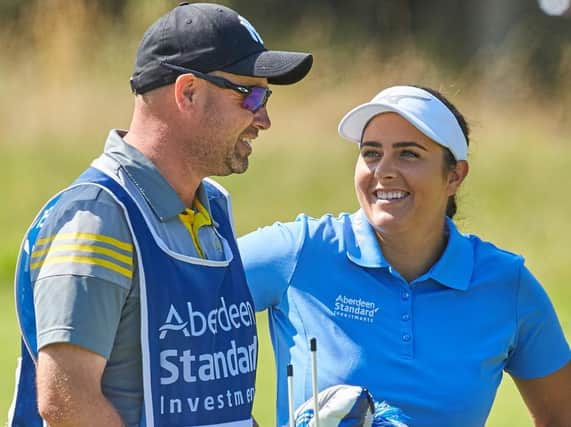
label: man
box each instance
[10,3,312,426]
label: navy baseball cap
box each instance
[130,2,313,94]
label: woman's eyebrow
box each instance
[360,141,428,151]
[393,141,428,150]
[359,141,383,148]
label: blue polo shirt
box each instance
[238,210,570,427]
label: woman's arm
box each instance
[239,220,305,310]
[513,361,571,427]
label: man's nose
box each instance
[252,107,271,130]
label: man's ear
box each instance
[173,74,199,111]
[447,160,469,196]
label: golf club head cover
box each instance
[294,384,409,427]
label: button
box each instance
[401,291,410,300]
[402,334,411,342]
[401,313,410,321]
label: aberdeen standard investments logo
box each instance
[158,297,256,339]
[156,297,258,416]
[334,294,379,323]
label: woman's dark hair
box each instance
[414,86,470,219]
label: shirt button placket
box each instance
[400,288,413,358]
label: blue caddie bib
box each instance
[10,167,257,427]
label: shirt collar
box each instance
[427,217,473,290]
[345,209,391,268]
[345,210,473,290]
[102,130,212,222]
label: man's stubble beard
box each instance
[201,102,250,177]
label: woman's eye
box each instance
[401,150,419,158]
[362,150,381,159]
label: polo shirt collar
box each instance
[102,130,212,222]
[427,217,473,290]
[345,209,391,268]
[345,210,473,290]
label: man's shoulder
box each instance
[60,181,114,201]
[30,182,134,288]
[37,182,129,238]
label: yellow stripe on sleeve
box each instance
[35,233,133,252]
[31,244,133,266]
[30,255,133,279]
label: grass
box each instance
[0,285,19,421]
[2,125,568,426]
[0,4,569,423]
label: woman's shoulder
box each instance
[292,211,354,238]
[241,212,353,250]
[293,211,352,224]
[239,212,353,274]
[462,230,525,272]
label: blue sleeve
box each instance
[238,221,305,311]
[505,264,571,378]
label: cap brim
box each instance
[338,104,394,143]
[338,102,443,146]
[222,50,313,85]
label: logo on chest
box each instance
[333,294,379,323]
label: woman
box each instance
[238,85,571,427]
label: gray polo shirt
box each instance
[31,130,225,426]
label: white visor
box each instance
[338,85,468,161]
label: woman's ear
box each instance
[447,160,469,196]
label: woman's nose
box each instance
[374,155,397,180]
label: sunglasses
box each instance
[161,62,272,112]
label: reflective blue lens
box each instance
[242,87,272,112]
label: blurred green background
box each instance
[1,1,570,426]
